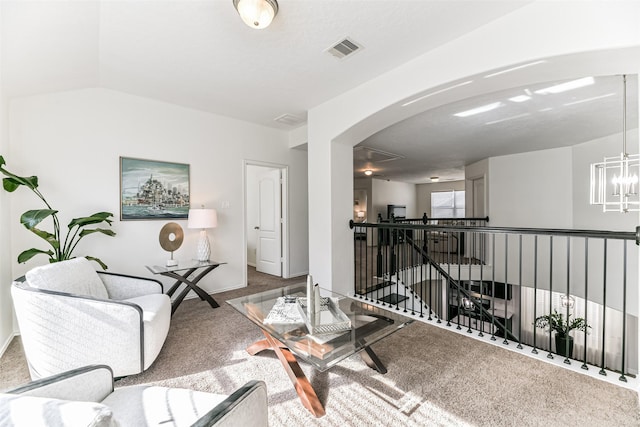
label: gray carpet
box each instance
[2,268,639,426]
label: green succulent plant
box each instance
[534,309,590,338]
[0,156,115,269]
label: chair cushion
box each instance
[0,393,117,427]
[25,258,108,299]
[124,294,171,369]
[102,386,226,427]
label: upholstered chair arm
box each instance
[191,380,268,427]
[12,283,146,379]
[7,365,114,403]
[98,272,164,300]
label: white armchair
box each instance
[0,365,269,427]
[12,258,171,379]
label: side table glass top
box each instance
[227,283,414,371]
[146,260,225,274]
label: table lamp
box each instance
[187,206,218,262]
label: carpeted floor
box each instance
[2,267,639,426]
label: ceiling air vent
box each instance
[353,146,404,163]
[326,37,363,59]
[274,113,305,126]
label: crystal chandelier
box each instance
[590,75,640,212]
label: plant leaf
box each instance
[20,209,57,229]
[0,160,39,191]
[68,212,114,228]
[79,228,117,238]
[17,248,54,264]
[85,255,108,270]
[27,227,60,249]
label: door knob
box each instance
[254,226,260,230]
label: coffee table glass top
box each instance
[146,260,225,274]
[227,283,413,371]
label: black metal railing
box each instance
[350,219,639,382]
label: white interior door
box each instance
[256,168,282,276]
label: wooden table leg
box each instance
[247,331,326,418]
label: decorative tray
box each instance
[297,297,351,335]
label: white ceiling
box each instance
[2,1,636,184]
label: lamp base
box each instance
[196,230,211,262]
[166,259,178,267]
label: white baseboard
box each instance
[0,332,18,359]
[287,270,308,279]
[247,262,256,268]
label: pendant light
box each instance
[590,75,640,212]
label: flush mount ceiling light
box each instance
[364,170,373,176]
[233,0,278,29]
[590,75,639,213]
[430,177,440,182]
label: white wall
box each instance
[0,3,15,354]
[489,147,574,229]
[371,179,417,220]
[6,88,308,299]
[416,180,465,218]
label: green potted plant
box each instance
[0,156,115,269]
[534,309,590,358]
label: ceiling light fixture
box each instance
[535,76,594,95]
[402,81,473,107]
[364,170,373,176]
[590,75,639,212]
[454,102,502,118]
[483,60,546,78]
[233,0,278,29]
[430,177,440,182]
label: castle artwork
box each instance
[120,157,190,220]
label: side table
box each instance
[146,260,226,315]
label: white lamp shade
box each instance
[233,0,278,29]
[357,211,365,218]
[187,208,218,229]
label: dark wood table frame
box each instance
[245,315,392,417]
[159,264,221,315]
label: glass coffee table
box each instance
[227,283,413,417]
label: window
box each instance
[431,190,465,218]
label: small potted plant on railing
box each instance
[534,310,590,358]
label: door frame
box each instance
[243,160,289,286]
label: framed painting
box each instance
[120,157,190,220]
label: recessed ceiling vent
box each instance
[326,37,363,59]
[274,113,305,126]
[353,146,404,163]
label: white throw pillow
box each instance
[0,393,118,427]
[25,258,108,300]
